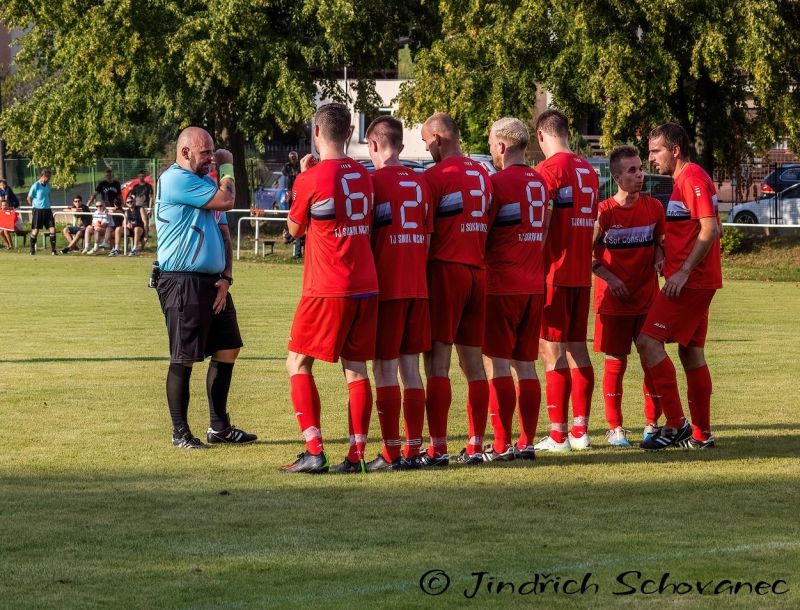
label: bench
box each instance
[260,239,276,255]
[13,229,30,248]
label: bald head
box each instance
[176,126,215,176]
[421,112,461,163]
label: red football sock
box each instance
[290,373,324,454]
[466,380,490,454]
[570,366,594,437]
[402,388,426,458]
[642,367,662,424]
[425,376,451,455]
[516,378,541,448]
[603,359,626,429]
[345,378,372,462]
[376,385,402,461]
[489,376,516,452]
[686,365,713,441]
[648,357,684,429]
[545,368,570,442]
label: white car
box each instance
[729,183,800,225]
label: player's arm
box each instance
[287,159,315,238]
[213,222,234,314]
[591,220,629,298]
[662,216,720,298]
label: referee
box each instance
[27,168,58,255]
[155,126,257,449]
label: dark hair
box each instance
[535,109,570,138]
[40,168,51,177]
[649,123,690,160]
[366,116,404,149]
[314,103,352,143]
[609,145,640,177]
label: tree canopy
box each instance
[396,0,800,171]
[0,0,435,202]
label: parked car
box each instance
[253,172,290,210]
[761,163,800,195]
[729,183,800,225]
[587,157,673,209]
[356,159,426,174]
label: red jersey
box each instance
[485,164,548,295]
[289,158,378,297]
[535,152,599,287]
[664,163,722,289]
[594,195,665,315]
[425,156,493,268]
[0,208,19,231]
[371,165,433,301]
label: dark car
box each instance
[587,157,673,209]
[761,164,800,195]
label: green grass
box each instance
[1,248,799,609]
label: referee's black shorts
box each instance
[157,272,243,363]
[31,208,55,230]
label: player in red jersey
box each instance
[365,116,433,471]
[482,117,547,462]
[532,110,599,452]
[421,112,493,466]
[637,122,722,450]
[281,103,379,474]
[592,146,665,447]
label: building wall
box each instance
[314,79,431,161]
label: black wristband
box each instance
[219,274,233,286]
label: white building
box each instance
[314,79,431,161]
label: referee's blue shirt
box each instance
[28,181,52,209]
[156,164,228,274]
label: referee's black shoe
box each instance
[279,451,329,474]
[172,427,208,449]
[207,425,258,444]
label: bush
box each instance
[721,226,745,255]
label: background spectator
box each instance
[124,193,146,256]
[0,178,20,208]
[61,195,92,253]
[83,201,113,254]
[282,151,300,191]
[0,197,21,249]
[130,171,154,235]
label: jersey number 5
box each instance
[575,167,596,215]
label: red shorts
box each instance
[594,313,647,355]
[641,288,715,348]
[541,285,591,343]
[428,261,486,347]
[375,298,431,360]
[483,293,544,361]
[288,295,378,363]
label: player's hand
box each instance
[214,149,233,167]
[607,274,630,299]
[213,279,229,314]
[662,268,689,299]
[300,154,318,172]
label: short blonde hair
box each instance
[490,117,530,152]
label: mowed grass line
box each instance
[0,251,799,609]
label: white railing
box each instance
[17,206,131,255]
[235,210,289,260]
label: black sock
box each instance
[167,362,193,432]
[49,233,57,252]
[30,236,36,253]
[207,360,234,431]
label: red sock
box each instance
[648,357,684,429]
[516,378,541,448]
[686,365,712,441]
[545,369,570,442]
[642,367,662,424]
[466,380,490,454]
[603,359,626,429]
[489,376,516,452]
[402,388,426,458]
[290,373,324,454]
[375,385,402,461]
[345,379,372,462]
[425,376,451,455]
[570,366,594,437]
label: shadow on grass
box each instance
[0,355,287,364]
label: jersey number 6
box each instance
[341,173,370,221]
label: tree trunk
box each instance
[215,114,250,210]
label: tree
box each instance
[396,0,800,172]
[0,0,434,205]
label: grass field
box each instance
[1,244,799,609]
